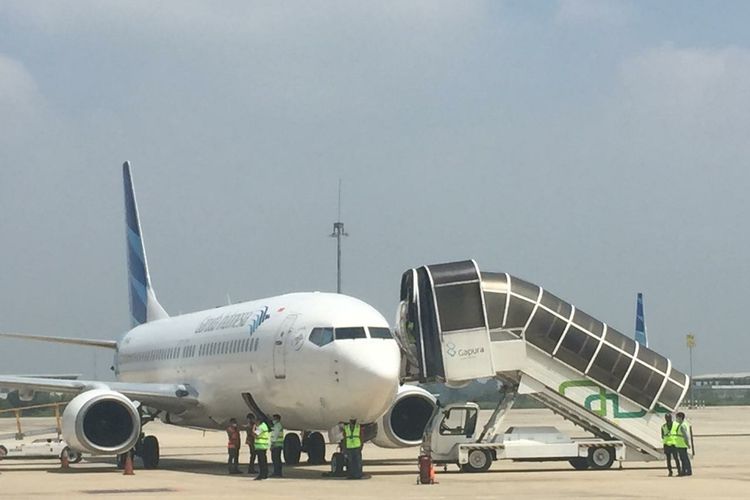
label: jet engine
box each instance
[371,384,436,448]
[62,389,141,455]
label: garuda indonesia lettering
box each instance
[0,162,436,468]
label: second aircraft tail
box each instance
[634,292,648,347]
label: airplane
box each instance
[0,162,436,468]
[634,292,648,347]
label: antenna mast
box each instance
[330,179,348,293]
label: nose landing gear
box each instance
[283,431,326,465]
[283,433,301,464]
[302,431,326,464]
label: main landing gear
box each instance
[117,434,160,470]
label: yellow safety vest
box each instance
[271,422,284,448]
[255,422,270,450]
[662,422,679,446]
[344,423,361,449]
[673,422,688,449]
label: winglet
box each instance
[634,292,648,347]
[123,162,168,327]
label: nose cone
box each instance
[333,339,400,422]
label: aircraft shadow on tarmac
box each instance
[17,455,417,479]
[1,455,663,478]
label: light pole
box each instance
[329,180,348,294]
[686,333,696,407]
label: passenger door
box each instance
[274,314,298,379]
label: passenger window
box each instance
[309,327,334,347]
[334,327,366,340]
[369,327,393,339]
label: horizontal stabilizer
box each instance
[0,332,117,349]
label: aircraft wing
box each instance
[0,332,118,349]
[0,375,199,413]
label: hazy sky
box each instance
[1,1,749,380]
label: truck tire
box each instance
[61,447,83,464]
[568,457,589,470]
[461,449,492,473]
[587,446,615,470]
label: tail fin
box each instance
[634,292,648,347]
[123,161,169,327]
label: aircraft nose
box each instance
[333,340,400,422]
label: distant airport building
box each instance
[691,373,750,406]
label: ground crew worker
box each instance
[254,418,270,480]
[661,413,681,476]
[270,414,284,477]
[244,413,257,474]
[675,412,693,476]
[226,418,241,474]
[343,418,363,479]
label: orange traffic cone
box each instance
[60,452,70,471]
[123,453,135,476]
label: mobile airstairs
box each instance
[396,260,690,471]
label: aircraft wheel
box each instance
[588,446,615,470]
[306,431,326,465]
[141,435,160,469]
[283,433,301,465]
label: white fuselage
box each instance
[115,292,401,431]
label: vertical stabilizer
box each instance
[634,292,648,347]
[123,162,169,327]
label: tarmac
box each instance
[1,406,748,499]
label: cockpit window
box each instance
[334,327,367,340]
[369,327,393,339]
[309,327,334,347]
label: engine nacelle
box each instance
[371,384,436,448]
[62,389,141,455]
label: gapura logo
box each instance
[446,343,484,358]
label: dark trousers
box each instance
[271,446,283,476]
[677,448,692,475]
[346,447,362,479]
[664,445,680,475]
[247,445,257,473]
[227,447,239,473]
[255,449,268,479]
